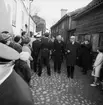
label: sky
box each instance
[31,0,92,29]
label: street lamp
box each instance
[28,0,33,36]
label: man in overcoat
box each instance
[32,35,41,73]
[38,32,51,76]
[65,36,80,79]
[53,35,64,74]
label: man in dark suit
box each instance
[38,32,51,76]
[65,36,80,79]
[0,43,34,105]
[32,35,41,73]
[53,35,64,74]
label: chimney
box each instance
[61,9,68,18]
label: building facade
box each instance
[50,8,82,42]
[74,0,103,51]
[32,15,46,35]
[0,0,36,35]
[51,14,69,42]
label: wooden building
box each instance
[50,8,83,43]
[32,15,46,35]
[74,0,103,51]
[51,14,69,42]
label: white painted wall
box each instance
[0,0,36,35]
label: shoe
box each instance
[93,82,99,85]
[90,83,97,86]
[96,83,99,85]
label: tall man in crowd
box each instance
[53,35,65,74]
[32,35,41,73]
[65,36,80,79]
[38,32,51,76]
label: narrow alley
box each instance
[30,61,103,105]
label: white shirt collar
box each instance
[72,42,75,44]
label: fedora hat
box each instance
[0,43,20,62]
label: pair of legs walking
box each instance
[38,56,51,76]
[54,59,62,74]
[67,66,75,79]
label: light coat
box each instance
[94,52,103,77]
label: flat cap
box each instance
[0,43,20,61]
[0,33,12,42]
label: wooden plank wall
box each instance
[76,4,103,34]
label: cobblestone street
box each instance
[30,61,103,105]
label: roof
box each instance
[74,0,103,20]
[51,14,68,29]
[32,15,46,25]
[51,8,83,29]
[67,7,85,17]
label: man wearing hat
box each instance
[38,32,51,76]
[65,36,80,79]
[32,35,41,73]
[0,43,34,105]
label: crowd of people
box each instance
[0,30,103,105]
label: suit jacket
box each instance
[53,40,64,62]
[40,37,51,57]
[53,40,64,55]
[65,41,80,66]
[0,70,34,105]
[32,39,41,57]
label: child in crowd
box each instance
[90,47,103,86]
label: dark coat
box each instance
[0,71,34,105]
[32,39,41,58]
[79,44,92,70]
[65,42,80,66]
[9,42,22,53]
[40,37,51,57]
[53,40,64,62]
[14,60,31,84]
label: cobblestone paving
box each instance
[30,63,101,105]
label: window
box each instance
[12,0,17,26]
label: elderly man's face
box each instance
[56,35,61,41]
[70,37,75,42]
